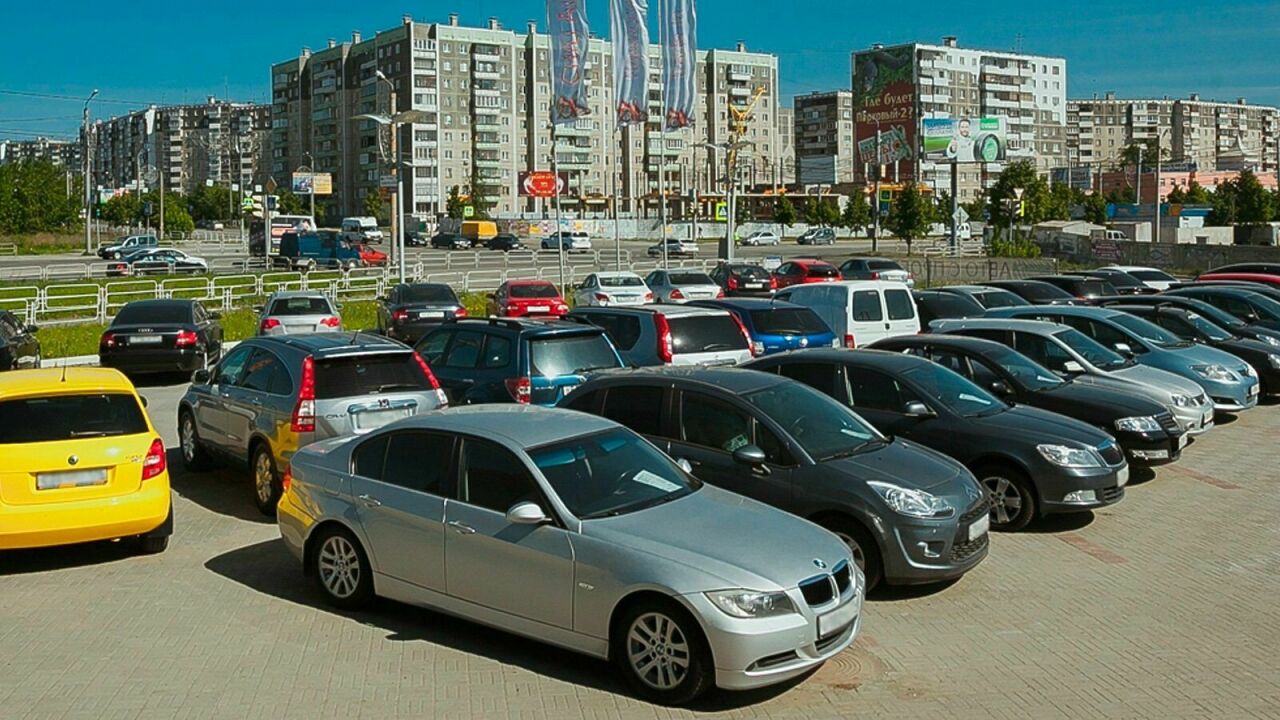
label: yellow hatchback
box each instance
[0,368,172,553]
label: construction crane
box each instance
[719,85,767,260]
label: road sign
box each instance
[142,201,154,218]
[205,179,214,187]
[714,201,728,222]
[463,205,476,219]
[241,197,255,210]
[953,207,970,224]
[265,177,278,194]
[379,175,398,189]
[265,195,277,211]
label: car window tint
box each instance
[458,438,540,513]
[668,315,748,354]
[852,291,884,322]
[1088,319,1139,351]
[482,334,512,368]
[352,435,389,479]
[967,357,1003,387]
[417,330,452,365]
[529,334,621,377]
[240,350,291,395]
[927,349,971,377]
[754,420,791,465]
[774,362,838,397]
[884,289,915,320]
[680,392,752,453]
[602,385,664,436]
[442,331,484,368]
[114,303,192,325]
[382,432,453,495]
[610,316,642,351]
[402,285,457,303]
[314,353,431,398]
[215,346,252,386]
[0,393,148,443]
[268,297,332,315]
[845,368,922,412]
[1013,332,1073,372]
[956,328,1009,344]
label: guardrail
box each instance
[0,242,16,256]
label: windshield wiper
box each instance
[374,383,422,393]
[820,438,887,462]
[581,490,689,519]
[69,430,123,438]
[702,343,738,351]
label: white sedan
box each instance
[573,272,654,307]
[741,230,782,246]
[1101,265,1180,291]
[644,269,724,303]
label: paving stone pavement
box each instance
[2,383,1279,720]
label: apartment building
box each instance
[269,15,784,221]
[85,98,270,196]
[851,37,1068,201]
[1067,93,1280,175]
[0,137,81,169]
[793,90,855,185]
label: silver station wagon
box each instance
[277,406,864,705]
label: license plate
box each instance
[1177,433,1189,450]
[528,306,551,313]
[817,598,859,638]
[968,513,990,541]
[417,311,444,320]
[744,283,764,289]
[353,409,413,432]
[1117,467,1130,488]
[131,335,162,345]
[37,468,107,490]
[560,384,579,396]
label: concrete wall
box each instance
[1037,235,1280,272]
[900,257,1059,287]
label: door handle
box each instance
[250,397,264,406]
[447,520,476,535]
[357,494,382,508]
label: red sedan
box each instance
[357,243,388,267]
[1196,273,1280,290]
[772,259,842,289]
[487,280,569,318]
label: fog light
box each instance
[916,541,944,559]
[1130,449,1169,460]
[1063,489,1098,503]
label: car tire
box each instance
[178,410,213,472]
[818,516,883,591]
[975,463,1036,532]
[251,444,282,516]
[311,525,375,610]
[613,598,714,706]
[136,534,169,554]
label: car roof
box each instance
[1030,275,1094,283]
[267,290,331,299]
[592,271,642,278]
[984,279,1053,287]
[0,367,138,397]
[939,285,1002,293]
[763,347,925,371]
[1102,265,1160,272]
[1000,304,1122,319]
[935,317,1069,335]
[402,405,618,448]
[446,317,604,335]
[842,256,898,263]
[505,278,556,287]
[689,298,803,311]
[573,304,728,318]
[251,331,408,356]
[585,365,784,394]
[789,258,835,266]
[875,332,1015,354]
[120,298,194,309]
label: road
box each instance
[3,377,1280,719]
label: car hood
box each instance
[826,438,975,494]
[973,405,1113,447]
[1035,380,1166,421]
[1164,342,1253,375]
[582,484,848,591]
[1111,363,1204,397]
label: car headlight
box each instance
[1170,393,1195,408]
[1114,416,1161,433]
[1242,363,1257,378]
[867,481,953,518]
[1037,444,1102,468]
[705,589,797,619]
[1191,364,1237,382]
[1260,335,1280,348]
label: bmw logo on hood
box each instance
[813,558,827,570]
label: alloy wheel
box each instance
[627,612,691,691]
[181,416,197,462]
[317,535,362,599]
[983,475,1022,525]
[254,452,275,505]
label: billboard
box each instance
[547,0,592,123]
[291,172,332,195]
[921,117,1008,163]
[518,171,569,198]
[852,45,916,171]
[610,0,650,125]
[660,0,697,130]
[798,155,838,185]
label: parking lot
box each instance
[4,377,1279,719]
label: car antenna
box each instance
[60,360,68,383]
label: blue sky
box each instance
[2,0,1277,140]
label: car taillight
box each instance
[907,272,915,280]
[730,314,757,356]
[644,292,655,302]
[392,309,409,323]
[727,276,738,290]
[594,293,610,302]
[413,352,441,390]
[100,332,116,350]
[844,334,856,349]
[554,303,569,314]
[716,288,726,298]
[319,316,341,328]
[281,465,292,494]
[291,355,316,432]
[175,330,198,347]
[454,307,468,317]
[670,288,685,300]
[504,376,532,404]
[655,314,674,363]
[141,438,166,480]
[260,317,281,332]
[870,271,880,280]
[769,277,779,290]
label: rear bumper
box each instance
[100,348,206,374]
[0,477,171,550]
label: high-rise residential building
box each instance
[776,106,796,186]
[0,137,81,169]
[269,15,783,222]
[851,37,1067,201]
[84,98,270,197]
[793,90,855,185]
[1067,93,1280,175]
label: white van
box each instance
[340,216,384,243]
[776,280,920,348]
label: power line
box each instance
[0,129,78,140]
[0,89,154,107]
[0,116,81,124]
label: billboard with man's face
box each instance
[921,117,1008,163]
[852,45,916,171]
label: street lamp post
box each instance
[357,82,430,285]
[82,89,98,255]
[1154,129,1169,245]
[301,150,315,221]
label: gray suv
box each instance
[177,333,447,514]
[568,305,753,367]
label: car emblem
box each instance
[378,398,391,409]
[799,337,809,348]
[68,455,79,466]
[812,558,827,570]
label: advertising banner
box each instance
[661,0,698,130]
[291,172,332,195]
[921,117,1008,163]
[853,45,916,171]
[547,0,592,124]
[610,0,650,125]
[518,171,569,198]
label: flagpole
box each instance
[543,4,568,294]
[657,0,669,270]
[613,127,622,271]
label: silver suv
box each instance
[177,333,447,514]
[568,305,754,367]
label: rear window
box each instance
[269,297,333,316]
[668,272,714,285]
[749,308,829,335]
[528,334,621,377]
[867,260,904,271]
[1097,273,1143,288]
[806,264,841,279]
[114,303,191,325]
[1015,282,1074,301]
[510,283,561,299]
[668,315,749,354]
[402,285,457,303]
[600,275,644,287]
[1130,269,1175,282]
[885,289,916,320]
[920,293,982,319]
[313,353,430,399]
[730,266,770,280]
[1075,280,1114,296]
[0,393,148,443]
[972,289,1027,309]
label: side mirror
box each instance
[732,444,768,466]
[505,501,549,525]
[140,396,149,408]
[25,324,38,334]
[903,400,935,418]
[1062,360,1085,374]
[675,457,694,474]
[192,368,211,385]
[1113,342,1134,356]
[989,380,1013,396]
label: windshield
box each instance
[1012,282,1075,301]
[921,293,984,319]
[1095,273,1143,288]
[510,283,561,299]
[1178,301,1245,329]
[987,346,1066,391]
[668,272,715,285]
[1075,279,1115,296]
[1110,313,1189,348]
[1244,295,1280,321]
[531,429,699,519]
[599,275,644,287]
[902,363,1006,418]
[1056,328,1128,370]
[745,381,881,461]
[402,285,457,304]
[528,334,621,377]
[1183,312,1234,342]
[749,308,830,335]
[973,289,1028,309]
[0,393,148,443]
[1129,269,1176,282]
[113,303,191,325]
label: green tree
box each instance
[774,196,797,228]
[840,193,871,231]
[0,159,83,234]
[1183,180,1212,205]
[274,187,307,216]
[364,190,385,221]
[1045,183,1075,221]
[445,185,467,220]
[187,184,234,223]
[884,183,931,255]
[1082,192,1108,224]
[1208,179,1238,226]
[1105,186,1137,205]
[986,160,1052,228]
[1235,170,1274,224]
[102,193,141,227]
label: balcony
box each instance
[473,68,501,80]
[472,45,501,60]
[729,70,751,82]
[729,86,751,97]
[555,124,593,136]
[474,139,503,150]
[473,105,503,116]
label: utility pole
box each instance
[381,72,400,275]
[872,117,881,253]
[1154,134,1162,245]
[82,90,98,255]
[612,128,622,271]
[159,149,165,241]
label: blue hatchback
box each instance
[415,318,625,406]
[688,298,836,355]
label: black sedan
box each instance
[99,299,223,375]
[0,310,41,370]
[376,282,467,344]
[982,279,1081,305]
[1109,304,1280,395]
[870,334,1187,465]
[1065,269,1157,296]
[1027,275,1118,301]
[746,349,1129,531]
[1094,294,1280,346]
[934,285,1029,310]
[404,230,428,247]
[1164,286,1280,332]
[486,233,524,251]
[709,262,775,297]
[913,290,985,326]
[430,232,472,250]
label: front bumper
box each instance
[1114,429,1184,466]
[683,582,863,691]
[0,477,171,550]
[1036,463,1128,515]
[875,500,991,586]
[1171,400,1216,435]
[100,347,206,374]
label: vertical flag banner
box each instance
[611,0,650,125]
[661,0,697,130]
[547,0,592,123]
